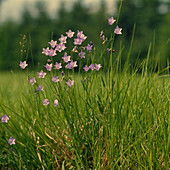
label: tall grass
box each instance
[0,3,169,169]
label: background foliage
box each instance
[0,0,169,71]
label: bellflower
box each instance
[66,79,74,87]
[62,52,71,63]
[77,30,87,41]
[72,46,78,52]
[37,85,44,91]
[89,64,95,71]
[78,51,86,59]
[54,62,62,70]
[65,60,78,69]
[42,47,49,55]
[61,71,64,76]
[59,34,67,44]
[1,114,9,123]
[114,26,122,34]
[49,40,57,48]
[54,99,59,107]
[44,63,52,71]
[95,64,102,71]
[108,17,116,25]
[37,70,46,78]
[86,44,92,51]
[55,43,66,52]
[29,77,36,85]
[66,30,75,38]
[19,61,28,69]
[74,38,83,45]
[52,76,59,83]
[83,65,89,72]
[48,48,57,57]
[8,137,16,145]
[43,99,50,105]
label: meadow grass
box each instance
[0,59,169,169]
[0,4,169,168]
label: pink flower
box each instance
[8,137,16,145]
[37,70,46,78]
[54,62,62,70]
[19,61,28,69]
[66,30,75,38]
[114,26,122,34]
[43,99,50,105]
[108,17,116,25]
[1,115,10,123]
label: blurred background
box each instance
[0,0,169,71]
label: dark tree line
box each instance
[0,0,169,71]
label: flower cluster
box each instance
[19,16,122,108]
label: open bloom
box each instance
[1,114,10,123]
[42,47,49,55]
[37,85,44,91]
[19,61,28,69]
[95,64,102,71]
[114,26,122,34]
[79,51,86,59]
[52,76,59,83]
[54,62,62,70]
[62,52,71,63]
[66,30,75,38]
[43,99,50,105]
[49,40,57,48]
[54,99,59,107]
[29,77,36,85]
[108,17,116,25]
[65,60,78,69]
[59,34,67,44]
[66,79,74,87]
[89,64,95,71]
[86,44,92,51]
[44,63,52,71]
[83,65,89,72]
[8,137,16,145]
[48,48,57,57]
[37,70,46,78]
[55,43,66,52]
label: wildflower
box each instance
[49,40,57,48]
[61,71,64,76]
[8,137,16,145]
[19,61,28,69]
[44,63,52,71]
[59,34,67,44]
[66,30,75,38]
[52,76,59,83]
[65,60,78,69]
[78,51,86,59]
[43,99,50,105]
[48,48,57,57]
[29,77,36,85]
[83,65,89,72]
[90,41,94,47]
[74,38,83,45]
[95,64,102,71]
[108,17,116,25]
[37,70,46,78]
[1,114,9,123]
[54,62,62,70]
[54,99,59,107]
[100,31,103,37]
[66,79,74,87]
[62,52,71,63]
[114,26,122,34]
[37,85,44,91]
[55,43,66,52]
[86,44,92,51]
[107,48,116,53]
[42,47,49,55]
[89,64,95,71]
[72,46,78,52]
[77,30,87,41]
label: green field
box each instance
[0,68,169,169]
